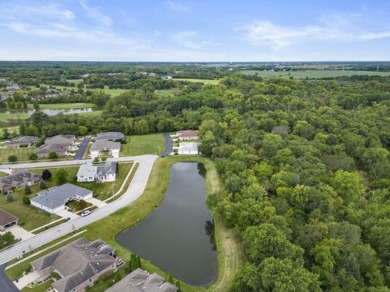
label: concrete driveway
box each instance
[57,209,79,220]
[1,226,34,242]
[85,197,107,208]
[13,270,40,290]
[0,155,157,266]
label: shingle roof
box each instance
[97,162,117,177]
[32,237,116,292]
[96,132,124,141]
[77,163,97,179]
[91,140,121,151]
[0,209,18,226]
[5,136,39,145]
[77,162,117,180]
[34,144,68,155]
[178,142,198,152]
[176,130,199,138]
[106,268,178,292]
[0,171,40,193]
[30,183,92,210]
[45,135,75,145]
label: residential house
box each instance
[174,130,199,141]
[35,135,77,157]
[30,183,93,214]
[0,171,40,193]
[31,237,119,292]
[4,136,39,149]
[178,142,199,155]
[77,162,117,183]
[90,140,120,159]
[106,268,178,292]
[95,132,124,142]
[6,84,20,97]
[0,209,18,232]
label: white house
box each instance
[77,162,117,183]
[30,183,93,214]
[178,142,199,155]
[90,141,120,159]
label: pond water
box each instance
[3,108,93,116]
[116,162,217,286]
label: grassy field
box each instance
[0,111,30,122]
[33,103,95,110]
[240,69,390,79]
[173,78,221,85]
[121,134,166,156]
[0,148,35,163]
[100,86,129,98]
[155,89,181,98]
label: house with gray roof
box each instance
[106,268,178,292]
[31,237,118,292]
[30,183,92,214]
[0,170,40,193]
[96,132,124,141]
[34,135,77,157]
[4,136,39,149]
[77,162,117,183]
[90,140,121,159]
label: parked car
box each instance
[80,210,91,217]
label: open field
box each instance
[0,126,19,138]
[121,134,166,156]
[66,79,84,85]
[0,148,35,164]
[32,103,95,110]
[173,78,221,85]
[101,86,129,97]
[0,111,30,122]
[155,89,181,98]
[240,69,390,79]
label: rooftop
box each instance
[30,183,92,210]
[91,140,121,151]
[0,209,18,226]
[96,132,124,141]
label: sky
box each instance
[0,0,389,61]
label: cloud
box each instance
[166,1,191,12]
[172,30,216,49]
[239,20,390,50]
[79,0,113,26]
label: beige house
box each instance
[31,237,119,292]
[0,209,18,232]
[90,140,120,159]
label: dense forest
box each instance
[2,62,390,291]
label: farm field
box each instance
[173,78,221,85]
[240,69,390,79]
[121,134,166,156]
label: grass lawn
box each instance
[240,69,390,79]
[100,86,129,98]
[21,279,54,292]
[0,184,59,231]
[155,89,181,98]
[121,134,166,156]
[173,78,221,85]
[77,110,103,117]
[66,79,84,85]
[0,126,19,138]
[33,103,95,110]
[0,148,35,164]
[0,112,30,122]
[0,171,8,177]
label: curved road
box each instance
[0,154,158,266]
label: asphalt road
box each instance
[161,133,173,157]
[0,154,158,266]
[0,264,18,292]
[74,137,91,160]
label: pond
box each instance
[116,162,217,286]
[2,108,93,116]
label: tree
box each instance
[55,169,68,184]
[2,128,10,140]
[42,169,52,181]
[33,102,40,111]
[8,155,17,163]
[168,275,174,283]
[23,196,31,205]
[29,153,38,161]
[6,192,13,202]
[24,185,32,195]
[39,180,47,189]
[48,151,58,160]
